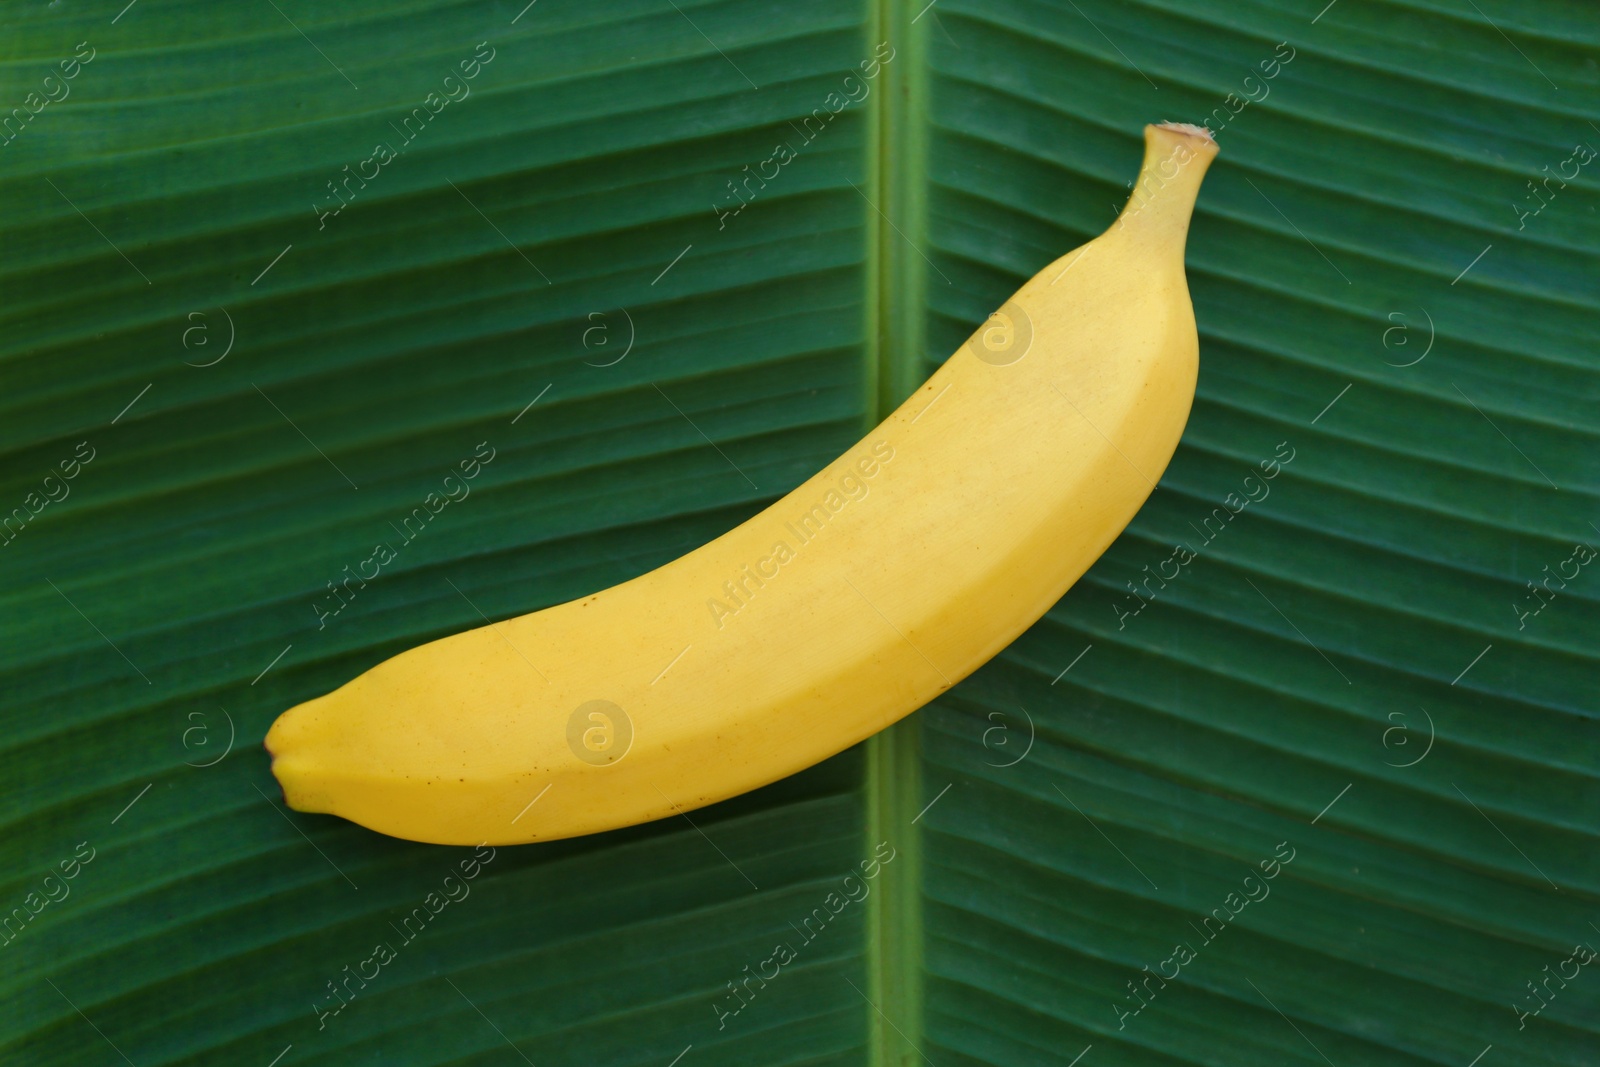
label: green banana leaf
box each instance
[2,1,1594,1064]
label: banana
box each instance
[266,123,1218,845]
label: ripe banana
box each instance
[266,123,1218,845]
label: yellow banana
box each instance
[266,123,1218,845]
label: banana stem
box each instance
[1111,122,1218,253]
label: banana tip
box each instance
[263,703,317,811]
